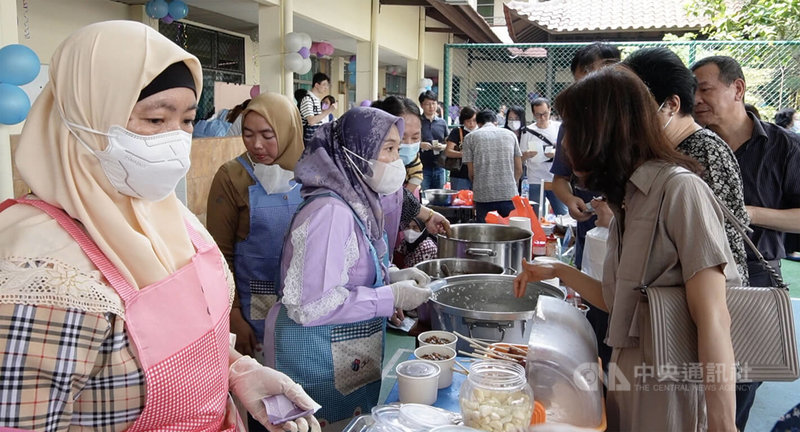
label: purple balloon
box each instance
[161,14,174,24]
[360,99,371,107]
[349,55,357,62]
[298,46,310,59]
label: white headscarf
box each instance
[9,20,203,289]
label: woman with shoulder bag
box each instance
[513,65,738,431]
[445,106,477,191]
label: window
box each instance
[385,74,406,98]
[476,0,494,24]
[159,22,245,120]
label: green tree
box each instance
[689,0,800,40]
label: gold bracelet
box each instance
[424,208,435,224]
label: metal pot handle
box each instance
[465,248,497,257]
[463,318,513,343]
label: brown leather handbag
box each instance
[639,171,799,383]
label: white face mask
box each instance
[508,120,521,131]
[403,229,423,243]
[248,155,294,194]
[344,148,406,195]
[63,119,191,201]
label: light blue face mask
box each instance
[398,141,420,165]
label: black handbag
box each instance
[442,128,462,171]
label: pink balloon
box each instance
[309,42,319,55]
[161,14,174,24]
[250,85,260,98]
[298,46,310,59]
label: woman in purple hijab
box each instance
[264,107,433,426]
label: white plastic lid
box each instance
[371,405,405,429]
[398,404,453,429]
[396,360,440,378]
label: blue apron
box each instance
[268,192,389,425]
[233,156,303,342]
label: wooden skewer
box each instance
[453,331,492,349]
[454,359,471,374]
[452,366,468,375]
[472,346,521,363]
[472,346,527,361]
[458,350,488,360]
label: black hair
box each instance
[531,97,550,109]
[418,90,437,104]
[458,106,476,124]
[373,96,420,117]
[294,88,308,105]
[504,106,527,133]
[624,47,697,116]
[775,108,796,128]
[745,103,762,120]
[312,72,330,86]
[690,55,745,85]
[321,95,336,105]
[226,98,251,123]
[570,42,621,75]
[476,109,496,125]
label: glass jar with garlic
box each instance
[458,360,533,432]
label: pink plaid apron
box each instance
[3,198,241,431]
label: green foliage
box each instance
[688,0,800,40]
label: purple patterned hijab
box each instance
[294,107,404,259]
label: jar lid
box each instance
[398,404,453,429]
[430,426,483,432]
[396,360,440,378]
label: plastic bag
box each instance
[580,227,609,280]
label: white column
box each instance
[330,56,346,116]
[257,4,283,96]
[369,0,379,100]
[406,59,421,99]
[355,41,372,103]
[282,0,294,97]
[0,0,19,200]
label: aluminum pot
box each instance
[424,189,458,206]
[428,274,566,353]
[437,224,531,272]
[414,258,509,280]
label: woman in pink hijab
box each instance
[0,21,319,432]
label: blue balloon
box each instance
[146,0,169,19]
[0,44,40,86]
[0,83,31,125]
[168,0,188,20]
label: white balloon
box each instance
[418,87,427,96]
[299,32,312,49]
[297,57,312,75]
[285,32,304,53]
[285,52,304,73]
[423,78,434,88]
[419,79,428,88]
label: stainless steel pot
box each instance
[424,189,458,206]
[428,274,566,353]
[414,258,508,280]
[437,224,531,272]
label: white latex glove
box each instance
[388,266,432,286]
[390,280,432,310]
[229,356,321,432]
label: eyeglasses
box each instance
[533,112,550,119]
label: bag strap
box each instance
[524,127,554,147]
[637,168,787,292]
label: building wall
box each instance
[377,5,420,60]
[15,0,135,64]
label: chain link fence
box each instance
[444,41,800,123]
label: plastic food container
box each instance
[414,345,457,388]
[396,360,440,405]
[459,360,533,432]
[417,330,458,352]
[369,404,458,432]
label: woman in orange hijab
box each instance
[0,21,319,432]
